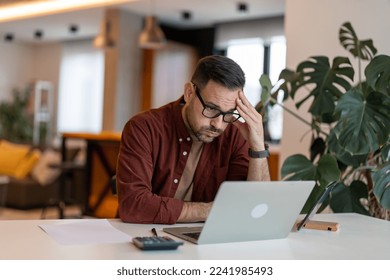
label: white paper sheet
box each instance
[39,219,131,245]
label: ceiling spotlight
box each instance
[182,11,192,21]
[237,2,248,12]
[4,33,14,42]
[69,24,79,33]
[34,30,43,39]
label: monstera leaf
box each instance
[259,74,272,102]
[372,162,390,209]
[339,22,377,60]
[277,68,302,102]
[259,73,290,108]
[365,55,390,95]
[282,153,340,186]
[281,154,316,181]
[285,56,354,121]
[331,88,390,156]
[330,180,370,215]
[281,154,340,213]
[327,130,368,168]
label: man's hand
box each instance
[233,91,265,151]
[177,202,213,223]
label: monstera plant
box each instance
[260,22,390,219]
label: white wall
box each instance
[0,41,34,101]
[114,9,143,131]
[152,42,197,108]
[215,16,284,48]
[31,43,61,135]
[281,0,390,170]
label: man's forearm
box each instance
[247,158,270,181]
[177,202,213,223]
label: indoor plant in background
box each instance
[260,22,390,219]
[0,86,33,144]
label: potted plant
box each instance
[260,22,390,219]
[0,87,33,143]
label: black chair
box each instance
[41,148,86,219]
[110,174,117,195]
[110,174,119,218]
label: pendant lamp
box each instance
[93,18,115,49]
[138,15,167,49]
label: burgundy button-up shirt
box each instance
[117,97,249,224]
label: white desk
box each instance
[1,213,389,260]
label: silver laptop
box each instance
[163,180,315,245]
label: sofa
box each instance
[0,139,86,210]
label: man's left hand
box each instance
[233,91,265,151]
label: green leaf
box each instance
[281,153,340,186]
[277,69,300,102]
[0,87,33,142]
[287,56,354,120]
[281,154,316,180]
[316,154,341,186]
[365,55,390,95]
[333,88,390,155]
[259,74,272,105]
[382,140,390,161]
[372,162,390,210]
[330,180,370,215]
[327,130,368,167]
[339,22,377,60]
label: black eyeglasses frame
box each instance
[191,82,241,123]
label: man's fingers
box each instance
[236,92,262,125]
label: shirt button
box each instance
[183,151,188,156]
[174,179,179,184]
[179,138,183,142]
[186,137,191,141]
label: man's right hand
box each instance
[177,202,213,223]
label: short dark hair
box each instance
[191,55,245,90]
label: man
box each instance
[116,55,270,224]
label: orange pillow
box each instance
[0,140,41,178]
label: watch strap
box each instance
[248,144,270,158]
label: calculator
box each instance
[132,236,184,250]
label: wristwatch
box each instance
[248,144,270,158]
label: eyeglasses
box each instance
[192,83,241,123]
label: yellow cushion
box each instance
[0,140,30,174]
[0,140,41,178]
[13,149,41,178]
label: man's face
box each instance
[182,80,240,143]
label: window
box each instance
[227,38,264,106]
[57,40,104,134]
[226,36,286,142]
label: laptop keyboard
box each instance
[182,231,201,240]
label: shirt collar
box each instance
[172,96,192,143]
